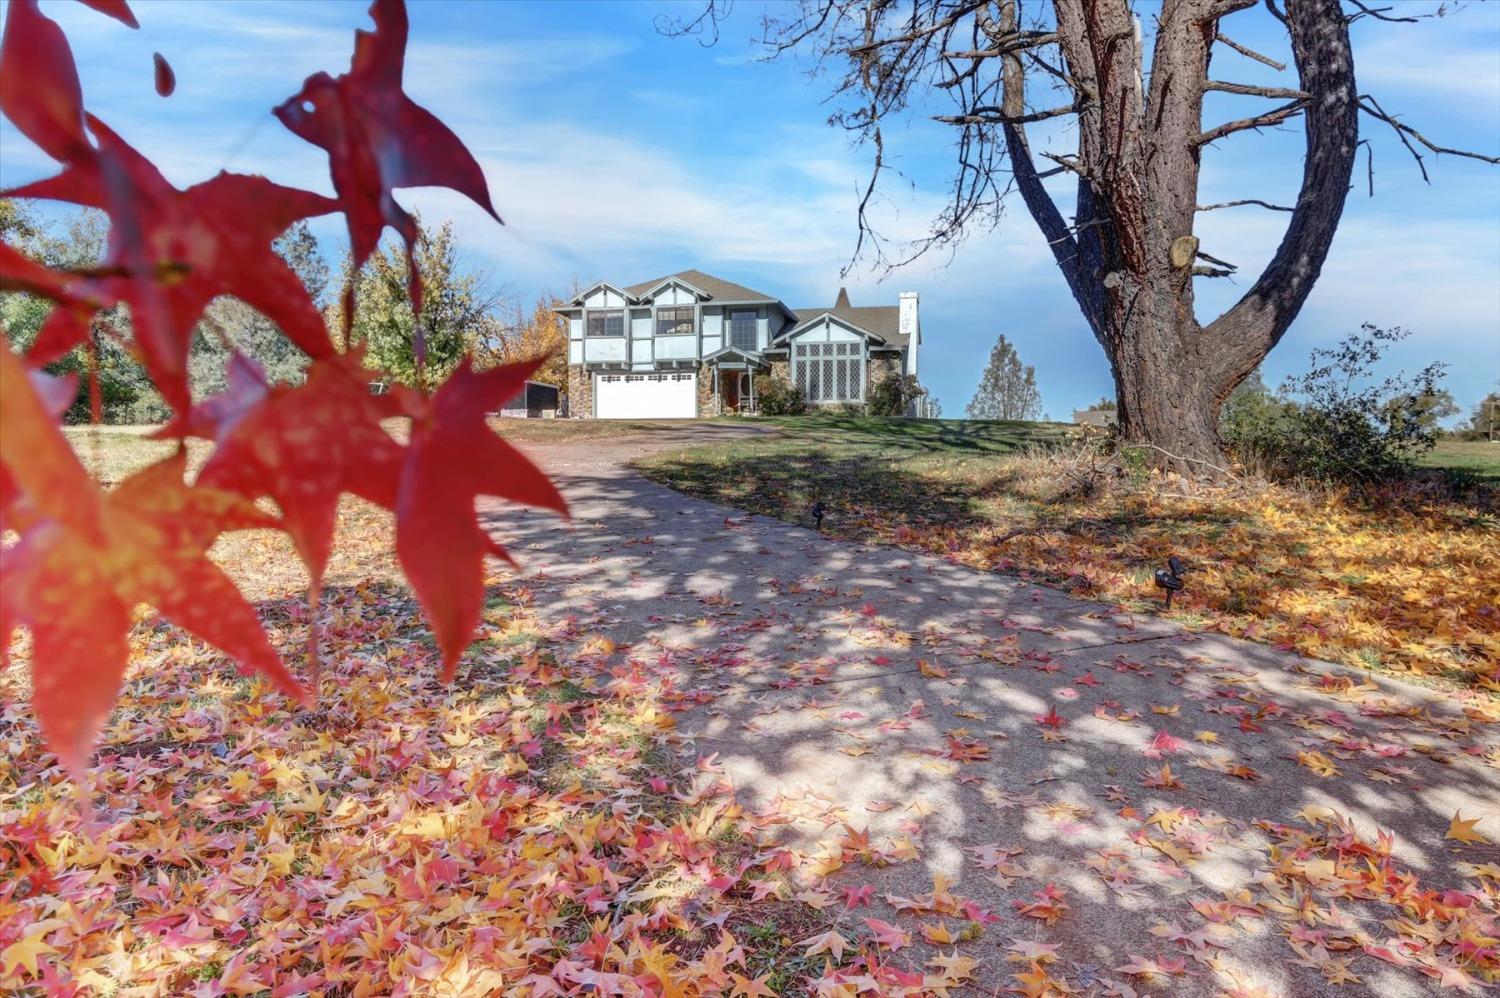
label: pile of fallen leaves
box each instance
[642,441,1499,691]
[0,497,982,996]
[0,508,778,996]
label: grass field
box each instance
[639,416,1500,691]
[1421,438,1500,479]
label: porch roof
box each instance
[702,345,768,368]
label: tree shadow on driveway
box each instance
[480,455,1500,997]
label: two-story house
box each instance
[557,269,920,419]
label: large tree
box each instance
[331,217,506,392]
[672,0,1496,471]
[967,333,1042,419]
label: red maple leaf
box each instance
[1035,705,1065,729]
[1144,728,1187,758]
[6,118,338,408]
[397,357,566,677]
[0,0,94,163]
[272,0,499,318]
[1,348,307,776]
[78,0,138,27]
[190,351,405,594]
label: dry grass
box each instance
[640,420,1500,692]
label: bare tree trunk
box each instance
[998,0,1357,472]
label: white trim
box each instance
[772,311,888,346]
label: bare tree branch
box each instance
[1358,94,1500,182]
[1197,198,1294,212]
[1205,80,1308,99]
[1214,32,1286,70]
[934,101,1081,125]
[1194,99,1307,146]
[1345,0,1419,23]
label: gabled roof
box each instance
[623,269,780,303]
[780,305,907,349]
[702,344,764,364]
[568,280,633,305]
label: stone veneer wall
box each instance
[766,358,791,385]
[566,366,592,418]
[868,354,900,387]
[696,364,718,417]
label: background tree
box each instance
[1386,388,1458,434]
[967,334,1041,420]
[0,201,165,422]
[332,217,505,392]
[1455,389,1500,441]
[190,221,331,399]
[492,293,569,403]
[676,0,1498,470]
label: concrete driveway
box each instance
[484,427,1499,997]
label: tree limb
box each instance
[1197,198,1294,212]
[1205,80,1308,99]
[1194,99,1306,146]
[1358,94,1500,183]
[935,102,1081,125]
[1204,0,1358,393]
[1214,32,1286,71]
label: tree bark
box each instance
[1001,0,1357,472]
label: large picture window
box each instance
[793,342,864,403]
[586,310,624,337]
[730,310,758,352]
[656,306,695,337]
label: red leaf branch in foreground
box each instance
[273,0,500,319]
[1,348,309,776]
[6,119,339,409]
[1,0,561,776]
[398,357,568,678]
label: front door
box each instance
[720,371,741,411]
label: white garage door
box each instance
[594,372,697,419]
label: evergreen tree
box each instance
[966,334,1041,420]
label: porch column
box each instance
[748,369,755,414]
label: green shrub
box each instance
[1222,324,1446,483]
[866,374,926,417]
[756,377,807,416]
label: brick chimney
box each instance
[835,286,851,308]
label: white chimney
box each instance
[899,291,920,377]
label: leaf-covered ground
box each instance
[4,422,1496,996]
[0,490,860,996]
[638,417,1500,692]
[488,433,1499,996]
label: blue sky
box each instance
[2,0,1497,420]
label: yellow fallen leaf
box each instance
[1447,811,1490,846]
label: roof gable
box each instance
[635,275,711,302]
[777,306,906,348]
[569,280,633,305]
[623,269,779,303]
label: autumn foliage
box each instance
[0,0,566,777]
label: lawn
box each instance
[639,416,1500,691]
[1421,438,1500,480]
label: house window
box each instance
[656,306,695,337]
[587,310,624,337]
[730,310,757,352]
[793,341,863,403]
